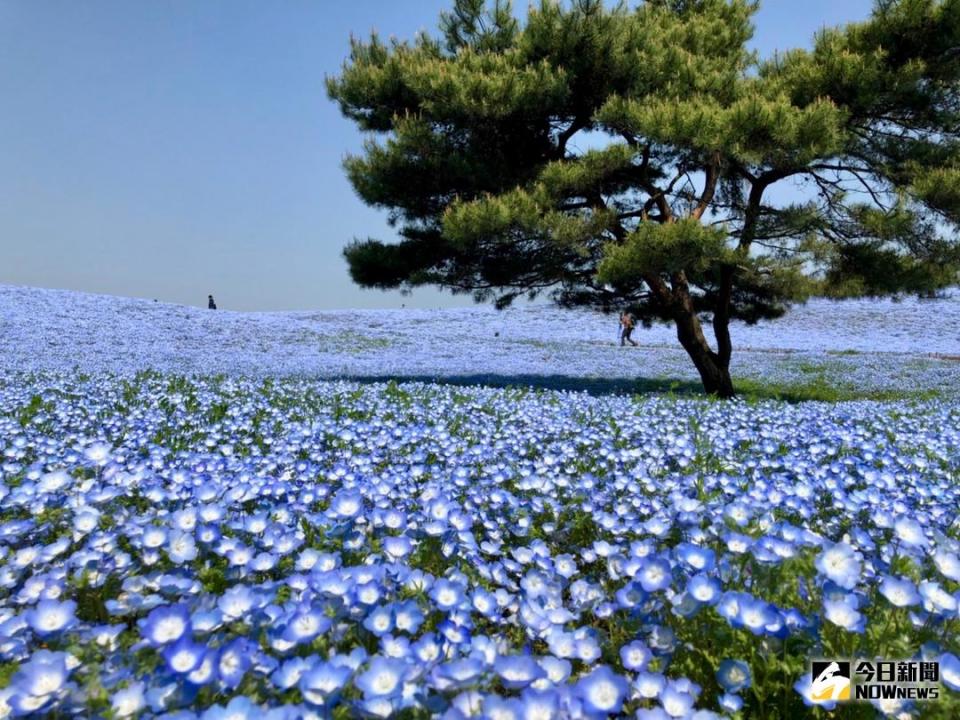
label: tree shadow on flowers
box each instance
[336,373,705,397]
[332,373,933,402]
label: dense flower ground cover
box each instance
[1,371,959,718]
[3,285,960,398]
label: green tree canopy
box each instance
[328,0,960,396]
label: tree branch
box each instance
[555,116,589,158]
[691,151,721,220]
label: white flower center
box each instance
[589,680,617,709]
[372,671,398,694]
[154,616,185,643]
[171,650,196,672]
[34,669,62,696]
[296,615,318,635]
[40,609,67,630]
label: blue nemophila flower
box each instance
[715,591,748,623]
[675,543,716,573]
[72,509,100,536]
[438,618,470,646]
[686,574,721,605]
[272,657,312,690]
[634,671,667,699]
[823,596,866,633]
[355,580,383,607]
[575,665,628,716]
[554,554,578,579]
[719,692,743,712]
[163,637,207,674]
[619,641,652,672]
[284,606,332,643]
[464,635,496,666]
[430,579,466,612]
[171,508,198,532]
[723,532,753,554]
[83,442,112,464]
[919,580,958,615]
[893,517,928,548]
[110,681,146,717]
[191,608,224,635]
[250,551,277,572]
[519,687,560,717]
[355,657,409,699]
[8,650,74,715]
[941,652,960,692]
[482,694,522,719]
[217,585,255,621]
[716,659,751,693]
[380,634,410,659]
[167,531,198,564]
[670,591,702,619]
[87,623,125,650]
[434,657,486,690]
[142,526,168,549]
[329,490,364,520]
[200,696,259,720]
[537,656,571,686]
[187,648,219,686]
[736,598,780,635]
[391,600,424,634]
[217,638,253,689]
[878,576,921,607]
[637,558,672,593]
[140,604,191,646]
[24,599,76,636]
[197,524,220,544]
[494,654,545,690]
[659,682,696,718]
[614,581,646,609]
[363,605,395,637]
[933,549,960,582]
[299,661,353,706]
[471,588,498,619]
[815,542,862,590]
[410,634,442,665]
[575,632,603,662]
[382,535,412,560]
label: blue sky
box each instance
[0,0,874,310]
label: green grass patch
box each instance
[734,376,939,403]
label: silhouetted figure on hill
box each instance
[208,295,217,310]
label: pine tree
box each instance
[328,0,960,396]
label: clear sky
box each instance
[0,0,875,311]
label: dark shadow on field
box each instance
[332,374,930,402]
[336,374,705,397]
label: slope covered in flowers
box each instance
[1,372,959,719]
[2,284,960,397]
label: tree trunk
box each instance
[675,309,735,397]
[671,274,735,398]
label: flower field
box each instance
[3,285,960,399]
[1,372,959,719]
[0,286,959,718]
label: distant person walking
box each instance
[619,310,638,347]
[208,294,217,310]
